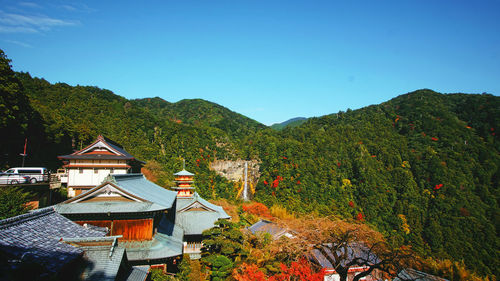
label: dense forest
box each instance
[1,49,498,279]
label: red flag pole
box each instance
[20,138,27,167]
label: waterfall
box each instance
[242,161,249,201]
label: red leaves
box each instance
[233,263,267,281]
[242,202,272,218]
[272,179,279,188]
[263,180,268,186]
[431,137,439,141]
[233,259,325,281]
[371,155,376,158]
[337,162,341,168]
[356,212,364,221]
[434,184,443,190]
[282,156,287,160]
[349,201,355,208]
[233,260,325,281]
[272,176,283,188]
[460,207,470,217]
[296,180,301,185]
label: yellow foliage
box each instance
[398,214,410,234]
[342,178,352,188]
[422,258,492,281]
[401,161,411,168]
[270,205,295,220]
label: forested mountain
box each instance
[1,49,498,278]
[249,90,499,277]
[270,117,307,130]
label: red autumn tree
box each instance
[233,259,325,281]
[242,202,272,218]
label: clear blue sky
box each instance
[2,0,499,125]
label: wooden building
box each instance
[55,174,184,266]
[58,135,143,197]
[55,170,229,265]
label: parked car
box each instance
[4,167,49,184]
[0,173,30,185]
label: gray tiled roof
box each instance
[175,193,231,235]
[81,246,126,281]
[247,220,289,239]
[112,174,177,209]
[59,135,136,160]
[394,268,449,281]
[0,207,107,274]
[55,201,167,215]
[126,266,150,281]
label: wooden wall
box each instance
[75,218,153,241]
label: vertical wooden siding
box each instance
[74,219,153,240]
[113,219,153,240]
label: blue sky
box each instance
[1,0,499,125]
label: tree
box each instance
[232,258,325,281]
[176,254,192,281]
[201,219,247,280]
[0,187,33,219]
[271,216,414,281]
[209,255,233,281]
[201,219,247,262]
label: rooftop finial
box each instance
[183,159,186,170]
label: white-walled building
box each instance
[58,135,143,197]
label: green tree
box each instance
[208,255,233,281]
[176,254,192,281]
[0,187,32,219]
[201,219,247,262]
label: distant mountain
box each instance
[270,117,307,130]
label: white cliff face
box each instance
[210,159,260,182]
[210,159,260,200]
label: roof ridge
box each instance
[0,207,54,229]
[113,173,144,180]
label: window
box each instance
[79,168,83,174]
[94,168,98,174]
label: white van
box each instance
[5,167,49,183]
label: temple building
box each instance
[58,135,143,197]
[55,168,230,267]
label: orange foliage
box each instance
[242,202,272,219]
[233,259,325,281]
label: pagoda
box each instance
[173,167,195,198]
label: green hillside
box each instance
[270,117,307,130]
[1,49,498,278]
[249,90,499,277]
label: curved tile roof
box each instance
[0,207,107,274]
[175,193,230,235]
